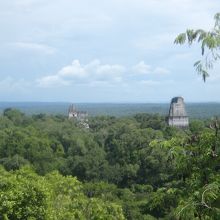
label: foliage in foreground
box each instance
[0,166,124,220]
[175,12,220,81]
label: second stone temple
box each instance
[168,97,189,128]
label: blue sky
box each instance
[0,0,220,102]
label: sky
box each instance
[0,0,220,102]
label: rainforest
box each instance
[0,108,219,219]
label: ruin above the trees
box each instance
[168,97,189,128]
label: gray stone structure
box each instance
[68,104,89,128]
[168,97,189,128]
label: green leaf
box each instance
[174,33,186,44]
[194,60,201,67]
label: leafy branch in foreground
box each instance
[174,13,220,81]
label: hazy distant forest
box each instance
[1,10,220,220]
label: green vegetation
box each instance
[0,167,124,220]
[0,109,219,219]
[175,13,220,81]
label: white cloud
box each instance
[36,75,70,88]
[37,59,172,88]
[95,64,126,80]
[133,61,170,75]
[10,42,56,54]
[37,59,126,88]
[133,61,151,74]
[58,60,87,79]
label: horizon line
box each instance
[0,101,220,104]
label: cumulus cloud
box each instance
[37,59,171,88]
[58,60,87,79]
[37,75,70,88]
[133,61,151,74]
[37,59,126,88]
[133,61,170,75]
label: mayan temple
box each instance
[168,97,189,128]
[68,104,89,128]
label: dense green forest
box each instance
[0,108,219,219]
